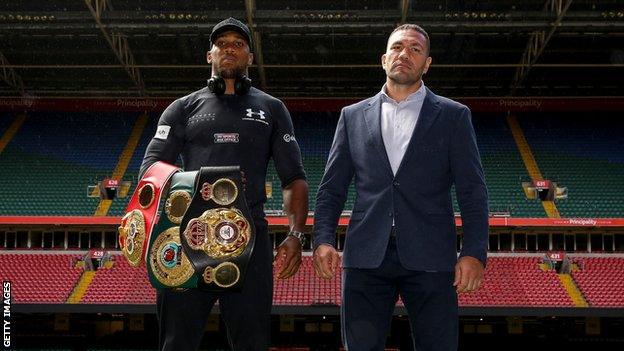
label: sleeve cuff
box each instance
[459,251,487,268]
[312,239,335,251]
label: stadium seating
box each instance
[80,255,155,304]
[469,116,546,217]
[106,115,160,217]
[0,252,82,303]
[2,112,622,218]
[273,254,341,306]
[6,252,624,308]
[459,256,573,307]
[520,114,624,218]
[80,255,564,307]
[0,113,139,216]
[265,113,356,212]
[79,254,340,306]
[571,257,624,307]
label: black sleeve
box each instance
[139,99,186,178]
[269,99,306,187]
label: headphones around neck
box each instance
[207,74,252,96]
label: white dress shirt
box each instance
[380,82,427,176]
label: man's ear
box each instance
[207,51,213,64]
[248,53,253,66]
[423,56,432,74]
[381,54,387,70]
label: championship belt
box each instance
[118,161,181,266]
[180,166,256,291]
[146,170,197,289]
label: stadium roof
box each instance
[0,0,623,99]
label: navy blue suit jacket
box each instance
[313,88,488,272]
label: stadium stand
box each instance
[0,252,82,303]
[265,113,356,212]
[105,114,159,217]
[459,256,573,307]
[571,257,624,307]
[468,116,545,217]
[5,251,624,309]
[0,113,137,216]
[2,112,621,219]
[79,254,335,306]
[520,114,624,218]
[273,254,341,306]
[80,255,155,304]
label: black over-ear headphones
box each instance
[207,75,252,95]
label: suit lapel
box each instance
[363,93,393,176]
[394,87,441,176]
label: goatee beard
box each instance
[219,68,244,79]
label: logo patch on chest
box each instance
[214,133,239,144]
[242,108,269,125]
[189,113,216,125]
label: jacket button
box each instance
[388,212,393,217]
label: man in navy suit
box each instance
[313,24,488,350]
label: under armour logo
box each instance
[246,108,265,119]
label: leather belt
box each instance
[146,170,197,289]
[180,166,255,292]
[144,166,255,292]
[120,163,255,292]
[118,161,181,267]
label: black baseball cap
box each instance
[210,17,253,52]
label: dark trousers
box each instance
[157,223,272,351]
[341,237,458,351]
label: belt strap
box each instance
[118,161,181,267]
[179,166,256,291]
[146,170,198,289]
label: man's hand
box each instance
[454,256,484,293]
[274,236,302,279]
[313,244,341,279]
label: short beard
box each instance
[218,67,245,79]
[387,71,422,86]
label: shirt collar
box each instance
[380,82,426,104]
